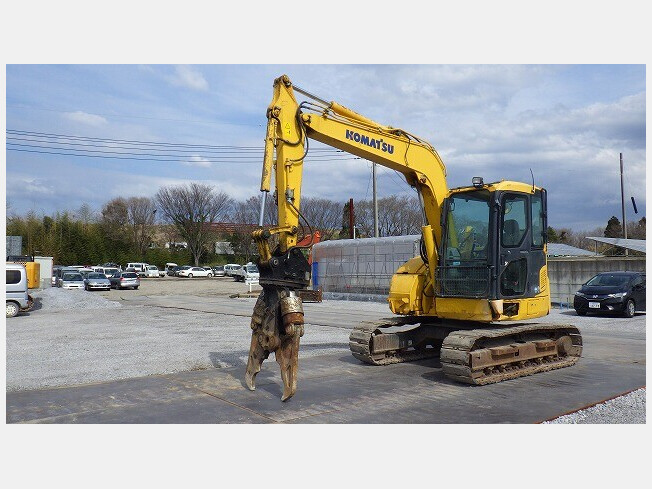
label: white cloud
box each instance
[62,111,107,126]
[168,65,209,91]
[181,155,212,168]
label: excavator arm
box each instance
[245,75,450,400]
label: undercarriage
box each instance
[349,318,582,385]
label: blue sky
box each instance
[5,64,646,231]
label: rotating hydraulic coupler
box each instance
[280,292,304,337]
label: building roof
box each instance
[546,243,596,257]
[585,237,647,254]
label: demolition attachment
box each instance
[245,237,310,401]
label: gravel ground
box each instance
[35,287,122,310]
[7,281,646,425]
[7,286,350,391]
[543,388,646,424]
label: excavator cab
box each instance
[435,180,548,320]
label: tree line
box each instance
[7,181,645,266]
[5,183,424,267]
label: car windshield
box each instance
[214,266,224,270]
[105,268,118,274]
[63,273,83,281]
[246,265,258,272]
[586,274,632,287]
[123,273,138,278]
[88,273,105,279]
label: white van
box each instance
[127,262,148,277]
[224,264,242,277]
[6,263,34,317]
[145,265,160,278]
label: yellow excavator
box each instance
[245,75,582,401]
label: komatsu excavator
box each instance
[245,75,582,401]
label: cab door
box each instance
[497,190,546,300]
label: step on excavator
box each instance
[244,75,582,401]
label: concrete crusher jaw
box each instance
[245,246,311,402]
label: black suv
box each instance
[573,271,645,318]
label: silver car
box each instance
[109,271,140,290]
[84,272,111,291]
[59,272,85,290]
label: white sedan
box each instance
[178,266,213,278]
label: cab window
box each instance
[443,191,490,264]
[531,191,544,248]
[501,194,528,247]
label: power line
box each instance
[6,128,361,164]
[7,146,362,163]
[6,129,344,152]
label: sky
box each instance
[5,64,646,231]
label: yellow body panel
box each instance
[388,257,551,323]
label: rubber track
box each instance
[440,323,583,385]
[348,319,440,366]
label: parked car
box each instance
[172,265,191,277]
[145,265,160,278]
[127,262,148,277]
[103,267,120,278]
[211,265,225,277]
[178,266,213,278]
[224,264,242,277]
[84,272,111,291]
[165,263,178,276]
[109,271,140,290]
[59,271,85,290]
[233,263,260,282]
[6,263,34,317]
[78,268,95,279]
[51,265,63,286]
[574,271,646,318]
[53,266,78,286]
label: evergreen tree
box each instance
[604,216,623,238]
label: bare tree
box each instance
[350,195,422,238]
[126,197,157,260]
[376,195,422,236]
[299,197,342,240]
[101,197,129,237]
[155,183,233,265]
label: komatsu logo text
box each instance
[345,130,394,154]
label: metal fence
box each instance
[312,235,420,296]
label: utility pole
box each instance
[620,152,628,256]
[349,198,355,239]
[372,163,379,238]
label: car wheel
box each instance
[575,309,586,316]
[208,273,213,278]
[6,301,19,318]
[623,299,635,318]
[134,286,139,290]
[188,273,193,278]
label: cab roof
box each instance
[449,180,543,195]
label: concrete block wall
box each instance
[547,256,646,305]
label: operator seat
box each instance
[503,219,520,246]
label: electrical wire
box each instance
[6,146,361,163]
